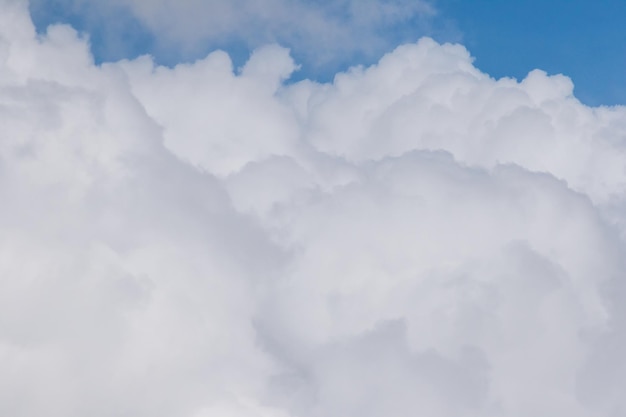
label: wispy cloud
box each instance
[29,0,439,67]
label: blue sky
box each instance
[29,0,626,106]
[438,0,626,106]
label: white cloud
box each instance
[2,1,626,416]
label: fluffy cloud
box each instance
[2,1,626,416]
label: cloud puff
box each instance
[2,2,626,417]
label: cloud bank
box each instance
[2,1,626,416]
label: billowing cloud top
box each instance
[2,1,626,416]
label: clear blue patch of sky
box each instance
[435,0,626,106]
[28,0,626,106]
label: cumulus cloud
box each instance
[2,1,626,417]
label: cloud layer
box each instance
[2,1,626,416]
